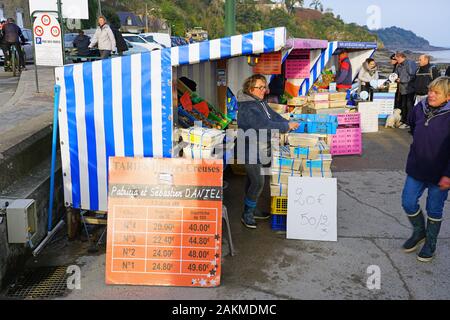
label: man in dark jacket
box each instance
[110,24,128,56]
[73,30,91,56]
[414,55,439,104]
[446,66,450,77]
[395,52,418,128]
[237,74,299,229]
[1,18,26,70]
[401,76,450,263]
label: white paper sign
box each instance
[29,0,89,20]
[34,13,63,66]
[287,177,337,242]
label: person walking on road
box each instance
[89,16,116,59]
[237,75,299,229]
[395,52,418,129]
[110,23,128,56]
[401,76,450,263]
[414,55,439,105]
[1,18,26,71]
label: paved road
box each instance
[9,127,448,300]
[0,70,19,107]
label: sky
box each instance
[316,0,450,47]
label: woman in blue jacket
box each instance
[402,77,450,262]
[237,75,299,229]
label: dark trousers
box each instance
[244,164,265,208]
[3,42,25,67]
[99,50,111,59]
[399,93,415,124]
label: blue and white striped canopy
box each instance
[170,27,286,67]
[55,27,287,212]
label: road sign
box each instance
[33,13,63,67]
[29,0,89,19]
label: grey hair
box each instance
[428,76,450,97]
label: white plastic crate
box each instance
[358,102,380,133]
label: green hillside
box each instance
[372,26,439,50]
[99,0,380,44]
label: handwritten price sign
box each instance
[287,177,337,242]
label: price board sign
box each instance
[286,49,311,79]
[287,177,337,242]
[106,157,223,287]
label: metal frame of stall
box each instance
[54,27,287,214]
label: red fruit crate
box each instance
[330,127,363,156]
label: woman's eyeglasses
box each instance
[253,86,268,91]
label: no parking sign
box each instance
[33,13,63,66]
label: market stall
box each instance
[280,38,329,99]
[295,41,378,97]
[55,27,287,213]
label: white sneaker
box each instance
[399,123,410,129]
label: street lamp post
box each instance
[97,0,103,16]
[225,0,236,37]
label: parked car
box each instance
[122,39,152,55]
[122,34,162,51]
[64,33,79,51]
[0,28,34,64]
[139,33,171,48]
[170,36,191,47]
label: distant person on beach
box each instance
[415,55,439,104]
[395,52,418,129]
[446,66,450,77]
[336,51,353,92]
[401,76,450,263]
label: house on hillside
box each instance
[256,1,287,12]
[0,0,30,28]
[117,11,145,33]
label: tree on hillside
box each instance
[309,0,323,12]
[284,0,304,14]
[82,0,98,29]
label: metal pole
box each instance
[47,85,61,232]
[145,4,149,33]
[57,0,65,64]
[31,15,40,93]
[97,0,103,16]
[225,0,236,37]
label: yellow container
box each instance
[271,197,288,215]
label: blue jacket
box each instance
[396,60,417,95]
[407,100,450,185]
[237,93,290,165]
